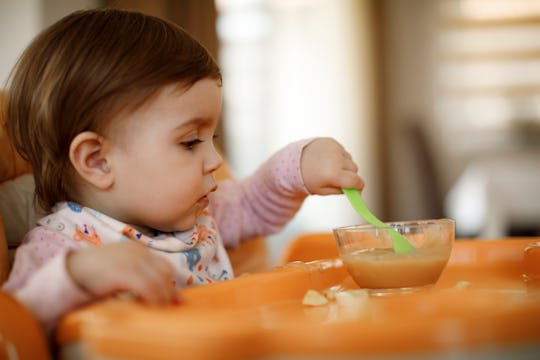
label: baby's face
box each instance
[103,79,223,232]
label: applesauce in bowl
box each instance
[333,219,455,295]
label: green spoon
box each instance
[342,188,415,254]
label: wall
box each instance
[379,0,441,222]
[0,0,40,86]
[0,0,99,86]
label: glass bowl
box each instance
[333,219,455,295]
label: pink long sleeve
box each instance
[209,138,314,248]
[2,227,91,334]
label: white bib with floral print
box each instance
[38,202,234,287]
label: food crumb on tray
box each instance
[335,289,369,307]
[302,289,329,306]
[302,288,371,306]
[302,288,372,322]
[453,280,472,290]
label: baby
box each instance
[3,8,364,334]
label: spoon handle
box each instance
[342,188,415,254]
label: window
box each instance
[216,0,378,263]
[435,0,540,154]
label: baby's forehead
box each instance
[96,83,185,128]
[100,79,221,132]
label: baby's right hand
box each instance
[67,242,179,305]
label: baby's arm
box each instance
[210,139,310,248]
[210,137,364,248]
[3,227,91,334]
[3,227,177,334]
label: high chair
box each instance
[277,232,337,265]
[0,90,49,359]
[0,227,50,360]
[0,89,268,358]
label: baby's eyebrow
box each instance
[174,117,211,130]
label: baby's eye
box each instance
[181,139,203,150]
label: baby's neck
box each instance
[128,224,157,237]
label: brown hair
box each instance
[7,8,221,211]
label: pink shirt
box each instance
[3,139,313,333]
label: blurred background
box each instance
[1,0,539,265]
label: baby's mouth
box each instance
[197,195,210,207]
[195,186,217,212]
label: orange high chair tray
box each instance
[57,237,540,359]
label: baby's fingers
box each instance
[340,159,359,173]
[136,259,179,305]
[339,171,364,191]
[315,172,364,195]
[68,243,180,305]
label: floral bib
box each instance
[38,202,234,287]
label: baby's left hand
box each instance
[301,137,365,195]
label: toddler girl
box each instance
[3,8,364,334]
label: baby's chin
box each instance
[153,216,200,234]
[145,206,206,233]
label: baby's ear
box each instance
[69,131,113,190]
